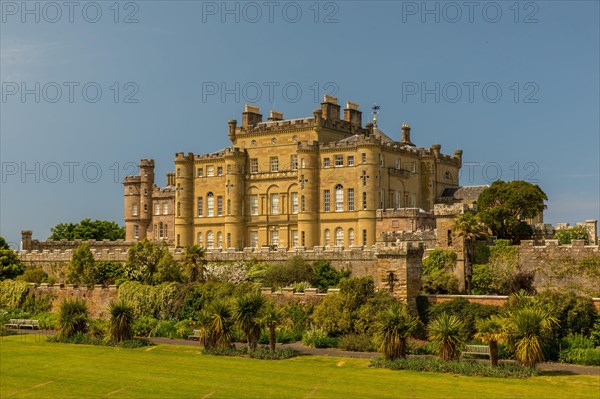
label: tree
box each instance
[155,251,183,283]
[312,260,349,290]
[205,299,235,348]
[261,302,283,352]
[373,303,420,360]
[234,292,266,351]
[452,212,487,294]
[124,240,165,284]
[428,312,465,361]
[504,305,559,368]
[182,245,206,282]
[0,236,9,249]
[67,243,96,285]
[0,247,24,280]
[421,250,459,294]
[478,180,547,243]
[49,219,125,241]
[475,316,506,367]
[109,299,134,342]
[57,298,89,338]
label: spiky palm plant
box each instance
[109,299,134,342]
[207,299,235,348]
[475,316,506,367]
[234,293,266,351]
[261,302,283,352]
[428,312,465,361]
[373,303,420,360]
[452,212,486,294]
[57,298,89,339]
[505,305,559,368]
[183,245,206,282]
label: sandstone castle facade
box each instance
[123,96,463,250]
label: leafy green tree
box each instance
[109,299,134,342]
[554,226,590,245]
[421,250,459,294]
[504,305,559,368]
[373,303,420,360]
[478,180,547,243]
[0,247,24,280]
[234,292,266,351]
[67,243,96,285]
[57,298,89,338]
[182,245,206,282]
[261,302,283,352]
[95,262,125,285]
[155,251,183,283]
[263,256,314,287]
[49,219,125,241]
[428,312,465,361]
[124,240,165,284]
[475,316,506,367]
[452,212,487,294]
[312,260,349,290]
[16,267,49,284]
[0,236,9,249]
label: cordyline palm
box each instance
[183,245,206,282]
[261,302,283,352]
[505,305,559,368]
[57,298,89,339]
[234,293,266,351]
[452,212,486,294]
[109,299,134,342]
[373,303,420,360]
[428,312,465,361]
[204,299,235,348]
[475,316,506,367]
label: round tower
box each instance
[356,142,379,247]
[224,148,246,249]
[175,153,194,247]
[297,142,320,247]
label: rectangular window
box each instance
[348,189,355,211]
[380,189,385,209]
[250,158,259,174]
[362,192,367,210]
[133,225,139,239]
[363,229,367,246]
[323,158,330,168]
[154,203,161,215]
[270,194,279,215]
[217,196,223,216]
[270,230,279,246]
[250,231,258,247]
[411,161,416,172]
[197,168,203,177]
[250,195,258,215]
[301,195,305,212]
[362,153,367,164]
[301,158,305,168]
[227,233,231,248]
[177,169,180,177]
[334,155,343,167]
[217,166,223,176]
[348,156,354,166]
[301,231,305,246]
[396,191,401,208]
[163,203,168,215]
[396,158,401,170]
[291,192,298,214]
[324,190,330,212]
[380,154,385,167]
[207,196,214,217]
[335,188,344,211]
[132,204,138,216]
[411,193,417,207]
[227,164,232,174]
[197,197,203,217]
[206,166,215,176]
[290,155,298,171]
[227,199,231,215]
[144,203,147,212]
[270,157,279,172]
[291,230,298,247]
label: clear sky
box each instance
[1,0,598,249]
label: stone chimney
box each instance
[21,230,32,251]
[166,172,175,186]
[242,105,262,128]
[431,144,441,159]
[401,123,414,146]
[321,95,340,121]
[268,110,284,121]
[344,101,362,127]
[228,119,237,141]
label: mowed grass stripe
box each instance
[0,336,598,398]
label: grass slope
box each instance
[0,336,598,398]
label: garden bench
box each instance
[4,319,39,330]
[188,329,201,340]
[462,345,491,358]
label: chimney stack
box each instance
[268,110,284,121]
[242,104,262,128]
[401,123,414,146]
[228,119,237,141]
[344,101,362,127]
[321,95,340,121]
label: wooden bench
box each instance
[462,345,491,358]
[5,319,40,330]
[188,329,201,340]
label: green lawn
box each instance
[1,336,598,398]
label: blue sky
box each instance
[1,0,599,249]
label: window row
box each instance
[250,155,299,174]
[323,227,356,247]
[323,186,355,212]
[153,222,168,239]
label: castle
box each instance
[124,96,463,250]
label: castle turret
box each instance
[228,119,237,142]
[224,148,246,249]
[174,153,194,247]
[401,123,414,146]
[297,142,320,247]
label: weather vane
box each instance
[371,104,380,125]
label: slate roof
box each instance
[438,185,488,202]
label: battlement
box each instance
[433,203,474,216]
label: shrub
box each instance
[246,262,269,283]
[132,316,158,337]
[370,357,540,378]
[428,298,499,339]
[290,281,312,293]
[561,333,595,350]
[154,252,183,284]
[22,293,53,314]
[554,226,590,245]
[302,327,337,348]
[153,320,178,338]
[0,279,30,308]
[421,250,459,294]
[67,243,96,286]
[471,264,493,295]
[0,248,24,280]
[57,298,89,339]
[406,338,436,355]
[428,312,465,361]
[337,334,375,352]
[559,348,600,366]
[109,299,134,342]
[263,257,314,288]
[88,319,109,339]
[203,346,299,360]
[312,260,349,290]
[118,281,181,319]
[536,291,597,338]
[37,312,57,330]
[17,268,48,284]
[95,262,125,285]
[591,316,600,347]
[205,261,249,283]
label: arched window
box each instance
[324,229,330,246]
[335,184,344,211]
[159,222,164,238]
[197,232,203,246]
[335,227,344,246]
[217,232,223,248]
[207,192,214,216]
[348,229,355,246]
[206,231,214,248]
